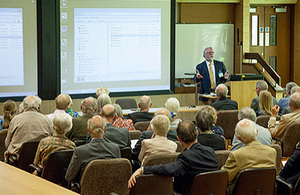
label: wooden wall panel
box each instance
[293,2,300,84]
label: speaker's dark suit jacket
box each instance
[211,97,238,111]
[193,60,227,101]
[65,138,120,182]
[132,129,178,161]
[104,123,131,149]
[143,142,218,194]
[128,111,154,124]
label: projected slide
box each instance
[60,0,172,95]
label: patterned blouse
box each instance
[33,136,75,169]
[113,117,135,131]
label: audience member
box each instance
[256,90,273,116]
[231,107,272,151]
[113,104,134,131]
[33,113,75,175]
[222,119,276,184]
[96,93,111,114]
[251,80,277,112]
[19,102,24,113]
[195,106,226,150]
[5,96,52,164]
[128,95,154,124]
[47,94,70,121]
[165,97,182,130]
[211,84,238,111]
[278,82,298,116]
[282,86,300,115]
[65,115,120,183]
[268,92,300,139]
[128,120,218,194]
[199,105,224,136]
[101,104,131,148]
[1,100,17,130]
[138,115,177,164]
[95,86,109,99]
[66,97,96,141]
[132,108,177,161]
[65,94,79,118]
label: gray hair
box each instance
[256,80,268,90]
[81,97,97,114]
[215,84,228,97]
[238,107,257,122]
[151,115,170,136]
[23,95,42,110]
[97,93,111,113]
[139,95,151,110]
[203,47,213,56]
[53,113,72,135]
[291,86,300,94]
[96,87,109,97]
[165,97,180,118]
[286,82,298,95]
[87,115,106,135]
[290,92,300,110]
[236,119,257,143]
[195,108,213,131]
[113,103,123,117]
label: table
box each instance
[0,162,78,195]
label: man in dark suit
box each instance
[102,104,131,148]
[128,120,218,194]
[193,47,230,102]
[128,95,154,124]
[65,115,120,183]
[211,84,238,111]
[132,108,177,161]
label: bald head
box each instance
[155,108,171,121]
[87,115,106,137]
[55,94,70,110]
[290,92,300,111]
[23,95,41,110]
[138,95,152,111]
[215,84,228,98]
[291,86,300,94]
[101,104,116,122]
[235,119,257,143]
[81,97,97,114]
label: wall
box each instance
[293,1,300,84]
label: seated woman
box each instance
[139,115,177,165]
[165,97,182,130]
[1,100,17,130]
[113,104,134,131]
[65,94,79,118]
[33,113,75,175]
[257,90,273,116]
[200,105,224,136]
[195,106,226,150]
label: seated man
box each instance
[282,86,300,115]
[268,92,300,139]
[277,82,298,116]
[138,115,177,164]
[95,86,109,99]
[132,108,178,161]
[5,95,53,164]
[211,84,238,111]
[47,94,70,121]
[128,120,218,194]
[251,80,277,112]
[65,115,120,183]
[231,107,272,151]
[128,95,154,124]
[66,97,97,141]
[222,119,276,184]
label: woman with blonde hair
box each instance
[165,97,182,130]
[1,100,17,130]
[257,90,273,116]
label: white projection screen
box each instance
[60,0,173,95]
[0,0,37,99]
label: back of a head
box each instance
[256,80,268,90]
[2,100,17,129]
[53,113,72,135]
[139,95,151,110]
[286,82,298,95]
[290,92,300,110]
[55,94,70,110]
[87,115,106,136]
[215,84,228,97]
[96,87,109,99]
[155,108,172,122]
[23,95,41,110]
[97,93,111,113]
[66,94,73,108]
[151,115,170,136]
[291,86,300,94]
[235,119,257,143]
[195,108,214,131]
[113,103,123,118]
[177,120,197,144]
[101,104,115,119]
[238,107,257,122]
[259,90,273,115]
[81,97,97,114]
[165,97,180,119]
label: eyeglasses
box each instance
[206,52,214,54]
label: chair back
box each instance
[215,110,239,140]
[115,98,137,109]
[134,121,150,132]
[142,152,179,166]
[268,144,282,175]
[120,146,132,161]
[41,149,74,187]
[129,130,141,140]
[175,141,184,153]
[215,150,231,170]
[18,140,40,172]
[281,122,300,157]
[294,176,300,195]
[232,167,276,195]
[74,139,86,147]
[81,158,132,195]
[0,129,8,162]
[257,115,280,128]
[129,175,173,195]
[187,170,228,195]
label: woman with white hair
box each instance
[32,113,75,175]
[113,104,134,131]
[165,97,182,130]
